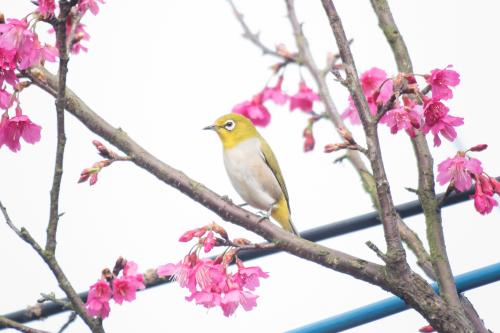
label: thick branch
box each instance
[0,316,49,333]
[369,0,465,312]
[369,0,480,331]
[26,66,388,287]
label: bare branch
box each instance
[57,312,77,333]
[319,0,406,267]
[46,0,72,255]
[0,316,50,333]
[0,200,104,333]
[227,0,293,60]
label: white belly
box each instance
[223,137,282,210]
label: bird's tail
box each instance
[271,197,300,236]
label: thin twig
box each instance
[375,90,400,122]
[57,312,77,333]
[1,199,104,333]
[227,0,293,60]
[38,293,72,309]
[0,316,49,333]
[46,0,71,255]
[365,241,388,263]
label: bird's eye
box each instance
[224,120,235,131]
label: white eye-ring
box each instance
[224,120,236,131]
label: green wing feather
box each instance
[258,136,291,213]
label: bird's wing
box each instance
[258,137,291,213]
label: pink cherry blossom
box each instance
[157,254,198,292]
[186,290,221,308]
[112,277,139,304]
[471,181,498,215]
[123,261,145,290]
[203,231,216,253]
[289,80,320,113]
[437,155,482,192]
[0,90,13,110]
[422,98,463,146]
[86,280,112,318]
[220,289,258,317]
[78,0,105,15]
[489,178,500,195]
[360,67,388,96]
[179,227,207,242]
[0,19,57,70]
[262,75,288,105]
[0,19,28,51]
[37,0,56,16]
[0,111,42,152]
[192,258,226,291]
[232,93,271,127]
[425,65,460,100]
[235,261,269,291]
[0,67,18,88]
[477,174,494,195]
[342,68,393,125]
[380,104,421,136]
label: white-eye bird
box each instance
[204,113,299,235]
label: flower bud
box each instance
[303,127,315,152]
[324,143,348,153]
[469,144,488,152]
[102,268,113,281]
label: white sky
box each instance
[1,0,499,332]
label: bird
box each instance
[204,113,299,235]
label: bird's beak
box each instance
[203,125,216,131]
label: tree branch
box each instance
[227,0,292,60]
[25,66,389,287]
[283,0,378,208]
[369,0,481,331]
[0,316,49,333]
[0,201,104,333]
[318,0,405,267]
[230,0,438,287]
[369,0,465,310]
[46,0,71,255]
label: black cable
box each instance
[0,186,476,328]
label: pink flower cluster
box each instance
[0,17,58,151]
[157,224,268,317]
[342,66,462,147]
[232,75,319,127]
[86,260,145,318]
[437,145,499,215]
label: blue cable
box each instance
[288,262,500,333]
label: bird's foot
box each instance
[256,206,273,223]
[237,203,249,208]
